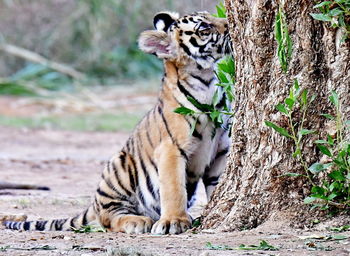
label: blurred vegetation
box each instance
[0,112,144,132]
[0,0,219,94]
[0,0,219,132]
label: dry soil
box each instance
[0,96,349,256]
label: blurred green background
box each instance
[0,0,218,85]
[0,0,219,132]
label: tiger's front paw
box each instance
[151,216,191,235]
[111,215,154,234]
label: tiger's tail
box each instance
[3,205,96,231]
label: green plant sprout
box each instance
[213,2,226,18]
[275,3,293,73]
[72,224,106,233]
[270,3,349,211]
[265,80,316,184]
[311,0,350,41]
[304,91,350,211]
[205,240,278,251]
[266,88,350,211]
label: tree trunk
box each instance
[202,0,350,231]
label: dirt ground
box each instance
[0,94,350,256]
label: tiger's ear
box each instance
[153,12,179,32]
[138,30,174,59]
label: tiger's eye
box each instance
[198,21,212,31]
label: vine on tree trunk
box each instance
[274,2,292,73]
[266,1,350,213]
[266,87,350,212]
[311,0,350,42]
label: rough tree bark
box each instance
[202,0,350,231]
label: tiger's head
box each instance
[139,11,231,69]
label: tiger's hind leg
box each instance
[95,155,154,234]
[97,204,154,234]
[96,195,155,234]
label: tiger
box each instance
[3,11,232,235]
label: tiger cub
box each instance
[4,11,231,234]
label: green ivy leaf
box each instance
[310,13,332,22]
[265,121,292,138]
[298,129,315,136]
[329,170,346,181]
[187,96,213,112]
[275,103,288,115]
[338,14,346,27]
[189,116,199,136]
[327,135,334,145]
[329,91,339,108]
[292,148,301,158]
[210,110,221,122]
[314,139,329,144]
[304,197,317,204]
[216,70,229,84]
[335,0,347,4]
[214,2,226,18]
[285,98,295,110]
[328,8,343,17]
[309,94,316,104]
[212,89,221,107]
[313,1,332,8]
[275,11,282,45]
[275,8,292,73]
[225,57,235,77]
[217,57,235,77]
[293,79,301,96]
[309,162,332,174]
[311,186,327,197]
[217,63,229,74]
[321,113,335,120]
[174,106,195,115]
[327,193,338,200]
[225,86,234,102]
[317,144,332,157]
[329,181,340,192]
[258,240,278,251]
[300,89,308,106]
